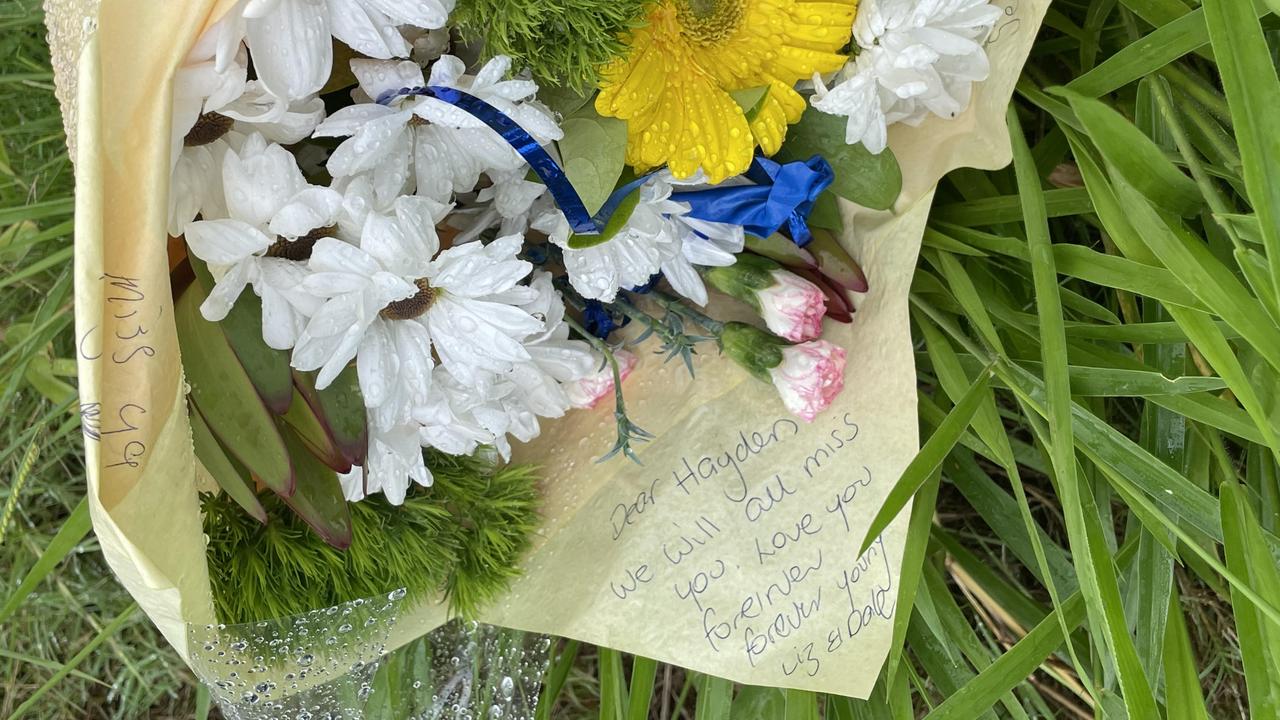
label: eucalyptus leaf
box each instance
[568,188,640,249]
[558,103,628,216]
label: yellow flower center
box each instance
[674,0,745,44]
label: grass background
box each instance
[3,0,1279,716]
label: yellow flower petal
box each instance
[597,0,856,182]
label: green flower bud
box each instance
[719,321,785,382]
[704,253,780,312]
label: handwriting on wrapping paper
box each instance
[603,414,897,678]
[79,273,157,471]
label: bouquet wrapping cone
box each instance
[53,0,1048,702]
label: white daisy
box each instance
[505,271,598,419]
[534,177,742,305]
[812,56,889,153]
[293,228,545,430]
[183,133,342,349]
[223,0,453,104]
[338,421,433,505]
[415,371,511,457]
[314,55,561,207]
[216,80,326,145]
[812,0,1002,152]
[291,197,447,429]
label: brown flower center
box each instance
[380,278,437,320]
[263,226,338,262]
[184,111,235,147]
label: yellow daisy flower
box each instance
[595,0,857,183]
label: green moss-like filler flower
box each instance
[450,0,651,92]
[203,451,541,625]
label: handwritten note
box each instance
[470,335,920,699]
[598,413,898,680]
[80,272,159,477]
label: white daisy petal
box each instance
[244,0,332,102]
[185,219,273,266]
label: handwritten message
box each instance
[80,272,158,475]
[600,413,897,680]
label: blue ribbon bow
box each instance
[670,155,834,247]
[378,86,832,245]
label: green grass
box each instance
[4,0,1280,717]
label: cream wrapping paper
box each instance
[62,0,1048,701]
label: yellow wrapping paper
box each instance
[62,0,1048,701]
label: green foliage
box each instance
[775,107,903,211]
[450,0,649,93]
[202,450,541,625]
[558,102,628,215]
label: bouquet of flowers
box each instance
[56,0,1045,715]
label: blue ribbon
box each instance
[378,87,833,245]
[670,156,834,247]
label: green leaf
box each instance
[280,385,351,472]
[777,108,902,210]
[1111,177,1280,373]
[1221,482,1280,719]
[0,497,90,625]
[886,467,942,681]
[1056,88,1201,215]
[808,228,867,292]
[931,187,1094,226]
[535,640,579,720]
[858,365,993,555]
[189,254,293,414]
[783,689,819,720]
[1011,103,1133,708]
[730,86,770,123]
[8,604,138,720]
[297,368,369,467]
[175,280,294,496]
[731,686,785,719]
[568,187,640,249]
[598,647,627,720]
[276,423,352,549]
[1202,0,1280,314]
[1163,585,1210,720]
[626,656,658,720]
[1067,7,1236,98]
[925,541,1138,720]
[538,86,595,118]
[189,407,267,524]
[807,192,843,233]
[744,233,818,268]
[558,103,628,216]
[694,674,733,720]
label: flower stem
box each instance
[563,314,652,464]
[650,289,726,335]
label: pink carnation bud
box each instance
[769,340,847,422]
[757,270,827,342]
[566,349,639,410]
